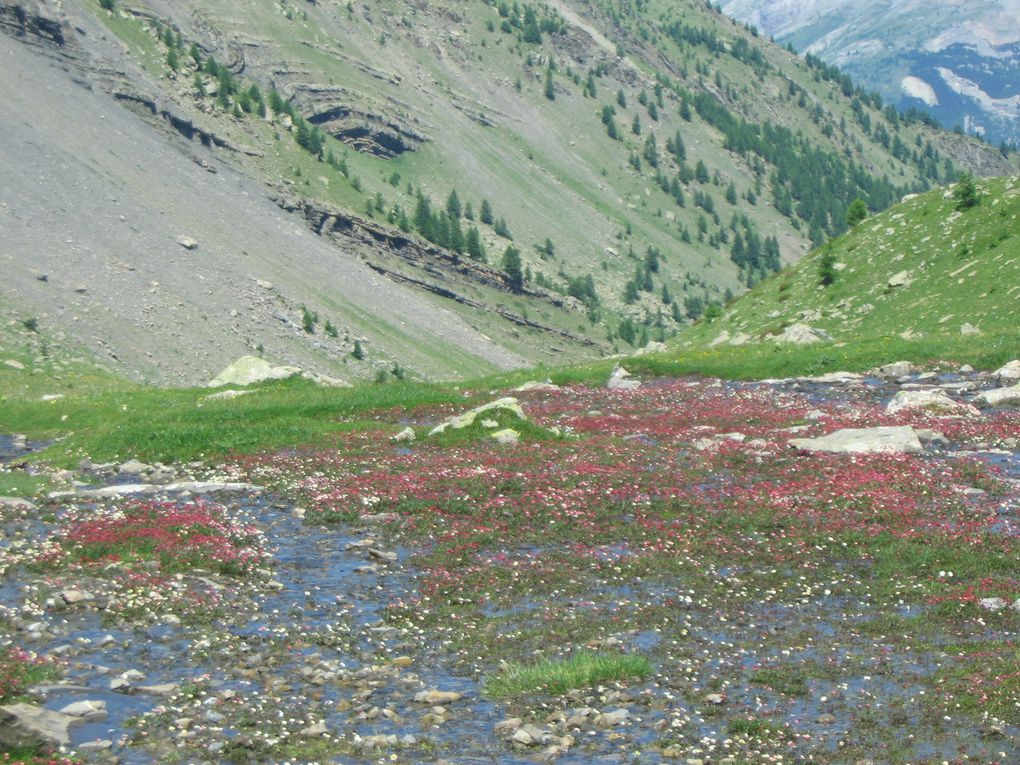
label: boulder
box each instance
[873,361,915,378]
[0,703,79,748]
[974,385,1020,408]
[885,389,979,416]
[789,426,924,455]
[993,360,1020,382]
[607,366,641,390]
[634,341,668,356]
[392,427,415,443]
[429,398,525,435]
[770,324,828,345]
[176,236,199,250]
[208,356,301,387]
[887,270,912,288]
[960,323,981,336]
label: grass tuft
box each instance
[485,651,651,698]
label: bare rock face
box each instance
[288,84,428,158]
[0,1,72,49]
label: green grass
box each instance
[679,177,1020,360]
[0,377,465,467]
[484,651,652,698]
[0,471,53,498]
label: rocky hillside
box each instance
[1,0,1016,384]
[680,175,1020,350]
[722,0,1020,148]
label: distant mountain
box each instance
[722,0,1020,147]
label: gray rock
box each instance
[300,721,329,736]
[607,366,641,390]
[413,689,462,704]
[960,322,981,336]
[136,683,179,697]
[874,361,915,378]
[790,426,924,455]
[208,356,301,387]
[0,703,79,748]
[118,459,152,475]
[59,700,107,720]
[78,739,113,751]
[979,598,1007,612]
[975,385,1020,408]
[993,360,1020,382]
[392,427,415,443]
[887,270,912,288]
[428,398,525,435]
[886,389,978,416]
[513,380,560,392]
[596,708,630,726]
[176,236,199,250]
[2,359,25,370]
[770,323,828,345]
[59,589,89,605]
[798,371,863,384]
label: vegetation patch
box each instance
[485,651,651,698]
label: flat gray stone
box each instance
[790,426,924,455]
[0,703,79,748]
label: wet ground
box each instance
[1,369,1018,764]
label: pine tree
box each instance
[480,199,494,225]
[522,7,542,43]
[466,227,486,261]
[446,189,462,220]
[545,67,555,101]
[501,246,524,292]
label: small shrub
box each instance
[818,250,837,286]
[21,317,39,333]
[351,340,365,360]
[953,173,979,211]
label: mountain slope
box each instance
[1,0,1016,384]
[680,175,1020,351]
[722,0,1020,147]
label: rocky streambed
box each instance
[1,363,1019,764]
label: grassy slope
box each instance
[79,0,1017,363]
[672,175,1020,369]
